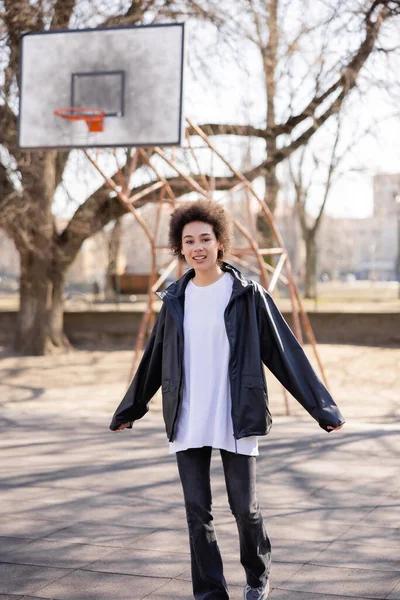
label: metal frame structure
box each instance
[82,117,328,403]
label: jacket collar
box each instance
[157,261,253,302]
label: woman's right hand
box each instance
[114,422,131,432]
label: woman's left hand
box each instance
[327,424,344,431]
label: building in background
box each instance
[373,173,400,219]
[276,172,398,282]
[0,230,20,291]
[316,214,396,281]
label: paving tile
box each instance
[0,537,33,558]
[0,563,70,595]
[271,539,330,563]
[74,500,186,530]
[27,569,169,600]
[178,558,302,587]
[132,527,332,565]
[0,487,60,503]
[388,580,400,599]
[0,491,134,524]
[144,579,245,600]
[133,528,191,554]
[0,487,94,515]
[312,540,400,571]
[284,502,373,524]
[337,524,400,547]
[0,596,23,600]
[1,395,400,600]
[142,579,193,600]
[7,502,129,524]
[266,561,303,587]
[269,591,376,600]
[363,504,400,527]
[85,546,189,578]
[241,484,313,506]
[133,527,239,557]
[302,490,396,509]
[280,564,400,598]
[43,522,155,547]
[2,539,116,569]
[246,515,352,543]
[0,519,68,541]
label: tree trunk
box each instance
[16,252,71,354]
[262,0,279,256]
[105,218,122,300]
[49,271,70,349]
[13,150,67,355]
[16,250,51,355]
[304,235,317,299]
[262,167,279,255]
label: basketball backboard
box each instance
[18,23,186,150]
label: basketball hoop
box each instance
[54,107,105,133]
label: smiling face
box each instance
[181,221,223,272]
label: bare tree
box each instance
[0,0,195,355]
[289,118,342,298]
[198,0,400,238]
[288,91,389,298]
[0,0,399,354]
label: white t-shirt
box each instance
[169,272,259,456]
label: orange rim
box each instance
[54,107,105,132]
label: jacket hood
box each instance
[156,261,253,301]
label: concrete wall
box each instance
[1,310,399,347]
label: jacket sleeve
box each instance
[109,303,166,431]
[256,286,345,432]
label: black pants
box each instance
[176,447,271,600]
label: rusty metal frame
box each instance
[82,118,329,392]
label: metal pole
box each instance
[397,202,400,299]
[394,194,400,300]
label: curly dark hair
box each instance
[169,200,233,263]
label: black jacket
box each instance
[110,262,345,439]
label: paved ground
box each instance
[1,344,399,422]
[0,343,399,599]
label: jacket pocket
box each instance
[243,375,272,434]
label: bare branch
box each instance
[55,168,243,268]
[312,118,342,234]
[191,123,268,140]
[2,0,39,96]
[50,0,77,30]
[55,151,71,190]
[100,0,157,27]
[276,3,391,137]
[0,103,18,153]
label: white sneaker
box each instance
[243,580,270,599]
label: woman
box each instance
[110,200,345,600]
